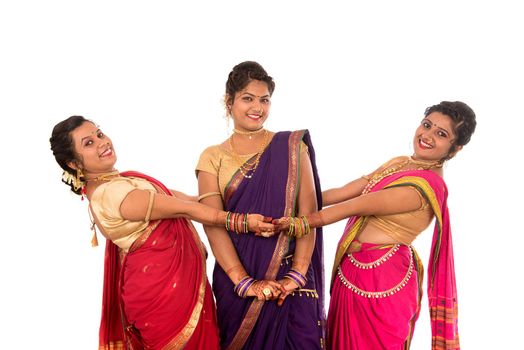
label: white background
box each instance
[1,1,522,349]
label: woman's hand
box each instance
[246,280,285,301]
[248,214,276,237]
[272,217,291,232]
[276,278,300,306]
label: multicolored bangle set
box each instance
[225,212,249,234]
[287,216,311,238]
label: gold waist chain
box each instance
[337,246,414,298]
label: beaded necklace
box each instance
[362,156,441,194]
[228,130,270,179]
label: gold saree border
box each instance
[224,153,258,205]
[383,176,443,288]
[385,176,460,349]
[227,130,305,350]
[99,341,125,350]
[331,217,367,286]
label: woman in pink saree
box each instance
[275,101,476,349]
[50,116,275,350]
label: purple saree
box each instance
[214,130,326,350]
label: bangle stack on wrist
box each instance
[284,268,307,288]
[225,212,250,234]
[286,216,311,238]
[234,276,255,298]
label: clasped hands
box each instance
[248,215,306,238]
[245,278,302,306]
[246,214,276,238]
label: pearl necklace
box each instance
[228,130,269,179]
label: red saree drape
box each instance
[98,171,219,350]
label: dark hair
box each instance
[424,101,476,159]
[49,115,92,195]
[225,61,275,106]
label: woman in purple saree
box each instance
[196,61,325,349]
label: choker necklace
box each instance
[409,156,443,169]
[85,170,120,182]
[233,127,265,140]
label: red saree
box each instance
[328,170,460,350]
[98,171,219,350]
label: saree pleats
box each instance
[328,244,419,350]
[215,131,326,350]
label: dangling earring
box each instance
[226,105,233,136]
[74,169,86,200]
[81,185,87,201]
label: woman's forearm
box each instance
[292,231,315,275]
[322,177,368,207]
[203,225,248,285]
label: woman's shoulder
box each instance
[199,143,230,160]
[92,177,154,201]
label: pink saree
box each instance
[327,170,460,350]
[98,171,220,350]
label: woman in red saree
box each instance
[275,101,476,349]
[50,116,275,350]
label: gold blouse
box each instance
[366,187,434,245]
[365,156,435,244]
[195,145,255,196]
[90,177,156,252]
[195,141,308,196]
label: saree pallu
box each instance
[215,131,326,350]
[99,171,219,350]
[328,170,460,350]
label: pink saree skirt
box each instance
[327,242,420,350]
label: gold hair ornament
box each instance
[62,170,85,191]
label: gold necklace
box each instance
[228,130,269,179]
[362,159,410,194]
[85,170,120,182]
[233,127,265,140]
[362,156,442,194]
[409,156,443,169]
